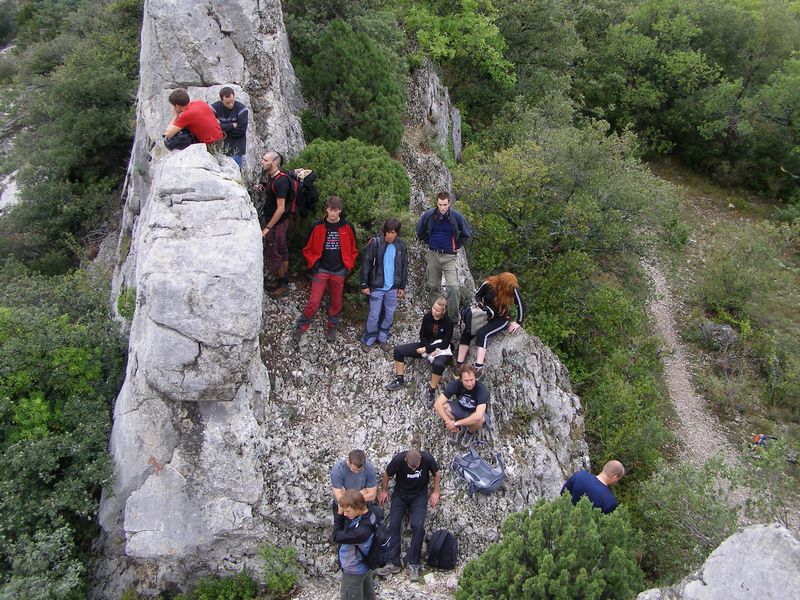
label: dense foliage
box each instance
[0,261,126,596]
[629,459,737,583]
[288,138,411,234]
[457,494,644,599]
[298,19,405,154]
[0,0,142,274]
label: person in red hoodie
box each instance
[293,196,358,343]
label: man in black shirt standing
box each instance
[256,151,291,298]
[376,448,441,582]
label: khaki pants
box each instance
[426,249,459,318]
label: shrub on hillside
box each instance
[629,459,738,584]
[300,19,404,154]
[693,222,779,318]
[287,137,411,234]
[456,494,644,600]
[0,261,126,597]
[0,0,142,273]
[174,572,259,600]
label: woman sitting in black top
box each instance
[456,272,525,377]
[385,296,454,406]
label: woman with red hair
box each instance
[456,272,525,377]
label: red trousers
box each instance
[297,271,345,331]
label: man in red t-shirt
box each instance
[163,88,223,146]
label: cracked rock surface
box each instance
[637,524,800,600]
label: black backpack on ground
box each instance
[357,508,391,570]
[427,529,458,569]
[451,446,506,498]
[270,169,319,218]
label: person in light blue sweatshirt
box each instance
[360,218,408,352]
[333,490,377,600]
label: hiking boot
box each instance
[460,429,478,449]
[375,563,401,577]
[385,379,406,391]
[426,386,437,409]
[408,564,420,581]
[360,342,374,353]
[291,328,303,344]
[378,341,391,352]
[447,427,465,446]
[325,328,336,342]
[269,285,289,299]
[474,365,484,380]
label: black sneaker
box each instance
[325,328,336,342]
[385,379,406,391]
[426,386,437,408]
[447,426,465,445]
[269,285,289,299]
[460,429,478,449]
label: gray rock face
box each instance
[406,58,463,165]
[637,524,800,600]
[699,322,738,351]
[95,145,270,596]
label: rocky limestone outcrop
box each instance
[95,1,588,596]
[95,145,270,597]
[114,0,304,316]
[637,524,800,600]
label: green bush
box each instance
[693,222,779,318]
[288,138,411,232]
[0,0,142,273]
[259,543,301,597]
[629,459,738,584]
[0,260,126,596]
[0,0,18,46]
[457,494,644,600]
[299,19,404,154]
[175,572,259,600]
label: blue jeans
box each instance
[386,492,428,567]
[362,288,398,345]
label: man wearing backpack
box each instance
[415,191,472,319]
[256,151,291,298]
[561,460,625,514]
[292,196,358,343]
[376,448,441,581]
[433,364,489,448]
[211,87,248,167]
[333,490,378,600]
[360,218,408,352]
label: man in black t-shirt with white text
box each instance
[433,364,489,448]
[375,449,440,582]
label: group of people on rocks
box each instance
[163,87,248,165]
[330,446,625,598]
[161,88,627,600]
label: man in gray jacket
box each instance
[360,218,408,352]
